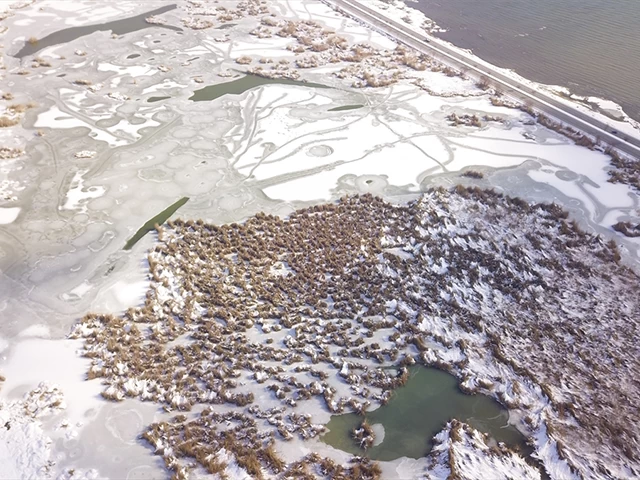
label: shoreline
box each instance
[407,0,640,125]
[336,0,640,144]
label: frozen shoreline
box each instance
[350,0,640,140]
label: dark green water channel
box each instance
[147,96,171,103]
[15,4,181,59]
[124,197,188,250]
[328,104,364,112]
[189,74,329,102]
[322,366,527,461]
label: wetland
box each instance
[0,0,638,478]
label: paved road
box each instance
[326,0,640,161]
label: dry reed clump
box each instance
[235,56,253,65]
[351,419,375,450]
[181,0,269,29]
[27,36,38,45]
[461,170,484,179]
[446,113,482,127]
[0,117,19,127]
[145,15,166,25]
[612,221,640,238]
[246,14,466,89]
[284,453,381,479]
[181,17,214,30]
[7,102,36,114]
[31,57,51,68]
[0,147,24,159]
[72,187,640,477]
[248,65,300,81]
[476,76,491,91]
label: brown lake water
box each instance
[411,0,640,122]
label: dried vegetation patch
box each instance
[181,0,270,29]
[71,188,639,478]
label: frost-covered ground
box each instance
[0,0,638,478]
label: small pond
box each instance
[189,74,329,102]
[321,365,528,462]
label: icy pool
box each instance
[321,366,527,461]
[189,73,330,102]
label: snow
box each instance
[97,63,157,78]
[17,324,51,339]
[0,338,104,428]
[0,207,20,224]
[60,170,106,213]
[34,107,127,147]
[371,423,385,446]
[429,421,542,480]
[0,383,65,480]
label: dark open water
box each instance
[411,0,640,122]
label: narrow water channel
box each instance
[14,4,181,58]
[189,74,330,102]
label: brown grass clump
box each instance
[235,56,253,65]
[351,419,375,450]
[348,457,382,480]
[262,443,285,473]
[7,103,36,114]
[0,147,23,159]
[0,117,19,128]
[612,221,640,238]
[461,170,484,179]
[32,57,51,68]
[203,456,227,476]
[1,93,14,100]
[27,36,38,45]
[442,66,460,77]
[476,75,491,91]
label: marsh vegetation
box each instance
[71,188,639,478]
